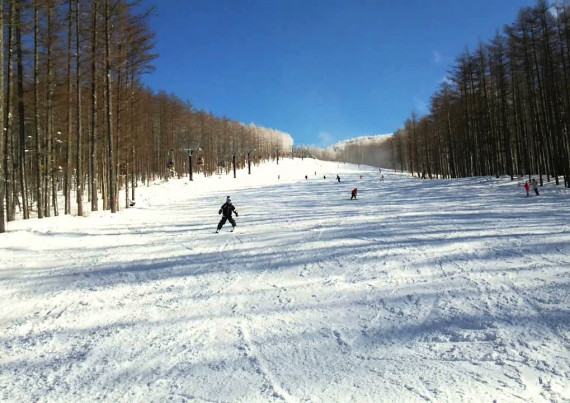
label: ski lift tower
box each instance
[247,148,255,174]
[184,146,201,181]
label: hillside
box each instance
[1,158,569,402]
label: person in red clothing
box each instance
[524,181,530,197]
[351,188,357,200]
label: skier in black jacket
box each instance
[216,196,238,233]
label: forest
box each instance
[0,0,293,233]
[3,1,570,234]
[318,1,570,188]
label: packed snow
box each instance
[1,158,569,402]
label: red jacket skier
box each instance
[351,188,357,200]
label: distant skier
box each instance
[336,175,340,182]
[305,175,308,180]
[531,178,540,196]
[524,181,530,197]
[323,175,326,179]
[380,175,384,182]
[216,196,238,233]
[351,188,357,200]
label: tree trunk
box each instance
[5,1,15,222]
[105,0,116,213]
[0,0,5,232]
[42,1,53,217]
[90,0,99,211]
[65,0,73,215]
[34,1,43,219]
[76,0,83,216]
[15,2,29,219]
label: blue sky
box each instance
[139,0,536,147]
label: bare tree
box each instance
[43,0,55,216]
[75,0,83,216]
[0,0,5,232]
[64,0,73,215]
[34,0,43,219]
[90,0,99,211]
[104,0,116,213]
[15,1,29,219]
[5,0,16,222]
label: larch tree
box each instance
[75,0,83,216]
[89,0,99,211]
[64,0,73,215]
[0,0,5,233]
[34,0,43,219]
[104,0,116,213]
[5,0,16,222]
[15,1,29,219]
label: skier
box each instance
[336,175,341,182]
[351,188,357,200]
[380,175,384,182]
[216,196,238,233]
[531,178,540,196]
[524,181,530,197]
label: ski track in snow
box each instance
[1,159,570,402]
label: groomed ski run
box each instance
[1,158,569,402]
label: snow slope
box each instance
[1,159,569,402]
